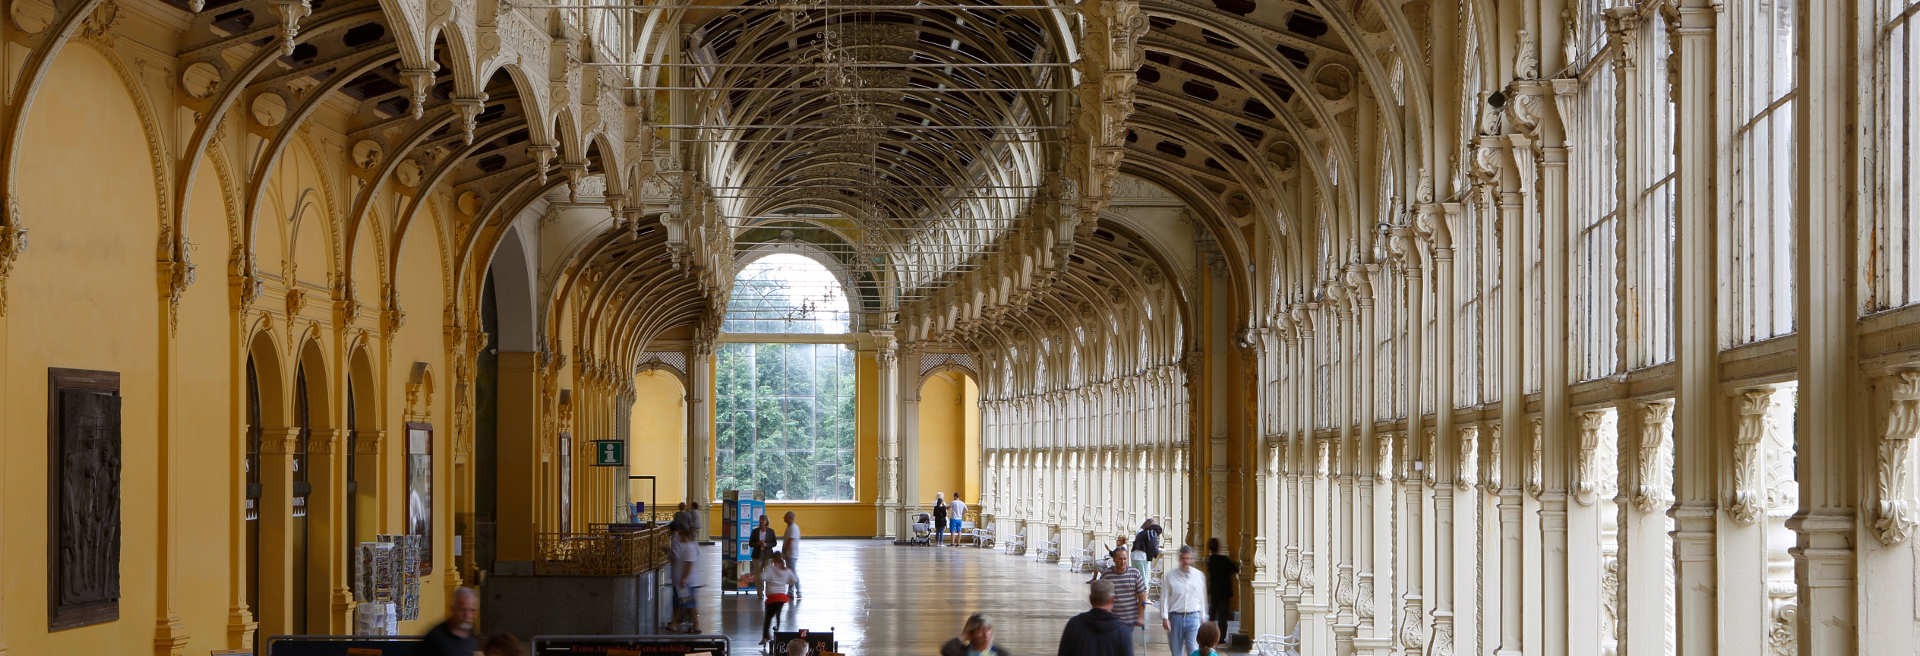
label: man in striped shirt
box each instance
[1103,547,1150,633]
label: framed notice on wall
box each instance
[405,421,434,573]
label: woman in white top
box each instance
[782,511,802,597]
[758,551,801,644]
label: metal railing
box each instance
[533,526,672,576]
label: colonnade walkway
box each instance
[691,540,1174,654]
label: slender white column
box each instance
[688,341,714,538]
[1280,315,1305,638]
[1486,131,1528,656]
[1659,1,1724,652]
[874,332,900,538]
[1791,1,1863,654]
[1392,223,1429,656]
[1329,279,1359,653]
[1350,265,1383,653]
[1295,303,1328,655]
[1616,400,1671,656]
[898,345,922,537]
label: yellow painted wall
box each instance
[963,375,980,504]
[628,369,687,510]
[389,204,452,634]
[4,44,164,656]
[915,371,980,508]
[175,149,239,653]
[916,371,964,504]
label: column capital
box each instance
[308,428,346,455]
[354,428,386,456]
[259,427,303,455]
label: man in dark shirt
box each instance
[1057,579,1133,656]
[1204,538,1240,628]
[1132,520,1162,567]
[416,587,479,656]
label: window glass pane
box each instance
[1725,0,1797,344]
[715,342,859,501]
[1874,0,1920,310]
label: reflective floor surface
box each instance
[690,540,1178,655]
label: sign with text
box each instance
[263,635,420,656]
[533,634,729,656]
[593,440,626,466]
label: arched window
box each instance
[721,253,852,334]
[713,253,858,501]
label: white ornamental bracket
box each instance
[1875,371,1920,545]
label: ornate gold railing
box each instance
[534,526,672,576]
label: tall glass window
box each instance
[1628,13,1677,366]
[714,342,857,501]
[1573,50,1620,380]
[1873,0,1920,310]
[714,253,858,501]
[1725,0,1796,343]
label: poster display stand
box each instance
[351,534,424,634]
[720,490,764,592]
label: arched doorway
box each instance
[291,337,331,633]
[346,346,378,593]
[483,219,543,560]
[291,362,312,634]
[915,368,981,519]
[243,330,290,647]
[628,367,688,516]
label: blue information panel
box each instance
[721,491,764,591]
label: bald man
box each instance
[416,587,479,656]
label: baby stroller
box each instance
[910,513,933,545]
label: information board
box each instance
[593,440,626,466]
[531,634,730,656]
[720,491,764,592]
[263,635,420,656]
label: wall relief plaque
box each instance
[47,368,121,631]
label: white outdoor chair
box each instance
[1251,627,1300,656]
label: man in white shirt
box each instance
[783,511,803,597]
[947,493,967,546]
[1160,545,1208,656]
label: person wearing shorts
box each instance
[947,493,967,546]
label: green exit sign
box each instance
[592,440,625,466]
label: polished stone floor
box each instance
[690,540,1178,655]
